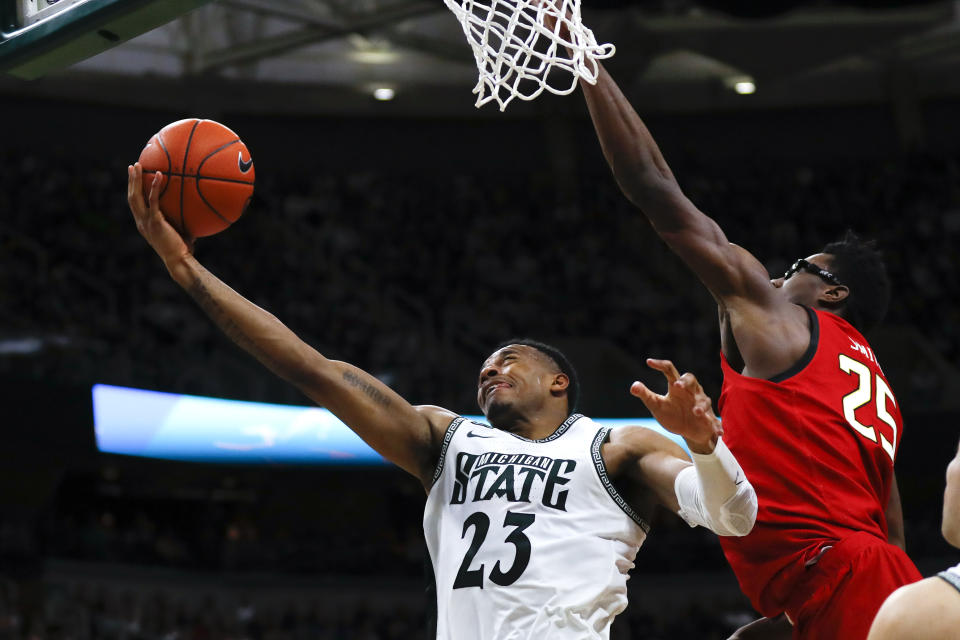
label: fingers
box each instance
[677,371,702,393]
[629,380,650,399]
[642,358,707,401]
[128,162,154,219]
[646,358,681,384]
[127,163,141,212]
[147,170,162,212]
[629,380,662,411]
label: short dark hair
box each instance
[496,338,580,414]
[821,230,890,335]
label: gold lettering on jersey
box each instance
[838,353,899,463]
[848,337,882,372]
[451,451,577,511]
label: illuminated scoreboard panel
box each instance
[92,384,691,466]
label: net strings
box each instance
[444,0,616,110]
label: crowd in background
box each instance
[3,138,960,638]
[3,147,960,411]
[0,575,756,640]
[0,464,729,575]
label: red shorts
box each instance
[783,532,922,640]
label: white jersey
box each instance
[938,562,960,593]
[423,414,649,640]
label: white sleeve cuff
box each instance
[674,437,757,537]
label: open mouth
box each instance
[485,381,511,401]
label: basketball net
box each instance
[444,0,615,111]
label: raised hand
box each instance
[127,162,193,269]
[630,358,723,454]
[536,0,572,41]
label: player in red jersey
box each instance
[576,66,922,639]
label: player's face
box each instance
[772,252,838,306]
[476,345,563,424]
[943,439,960,548]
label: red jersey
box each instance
[718,307,902,616]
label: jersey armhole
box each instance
[429,416,465,489]
[768,305,820,383]
[590,427,651,534]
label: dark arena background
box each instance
[2,0,960,638]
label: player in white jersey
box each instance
[867,438,960,640]
[127,164,758,639]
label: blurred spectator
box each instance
[1,139,957,638]
[0,573,750,640]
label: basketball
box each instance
[138,119,255,238]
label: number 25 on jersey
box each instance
[838,353,898,462]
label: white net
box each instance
[444,0,616,111]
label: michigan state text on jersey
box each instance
[425,415,647,638]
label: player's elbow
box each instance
[716,483,758,537]
[618,169,684,215]
[717,515,755,538]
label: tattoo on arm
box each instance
[186,276,286,375]
[342,370,392,408]
[184,272,391,411]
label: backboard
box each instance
[0,0,210,79]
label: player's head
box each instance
[774,231,890,334]
[476,339,580,426]
[943,438,960,548]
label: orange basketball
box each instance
[138,119,255,238]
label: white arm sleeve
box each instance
[674,437,757,537]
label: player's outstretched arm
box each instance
[535,4,775,312]
[579,65,777,307]
[609,359,757,537]
[127,164,454,486]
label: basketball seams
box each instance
[139,118,253,238]
[194,182,242,226]
[196,138,241,173]
[146,171,254,186]
[156,132,172,198]
[194,135,249,225]
[180,119,202,236]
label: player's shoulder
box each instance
[414,404,459,419]
[607,425,687,459]
[867,577,960,640]
[414,405,462,435]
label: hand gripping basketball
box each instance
[630,359,723,453]
[128,163,193,268]
[138,118,254,238]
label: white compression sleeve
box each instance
[674,437,757,537]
